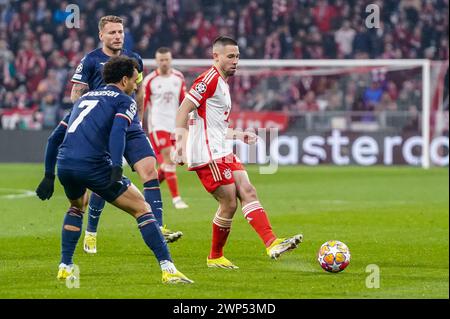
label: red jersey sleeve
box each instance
[143,71,158,113]
[173,69,186,105]
[179,78,186,105]
[185,67,219,108]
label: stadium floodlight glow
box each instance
[143,59,433,169]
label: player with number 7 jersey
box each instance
[57,86,137,171]
[54,57,193,284]
[35,16,183,254]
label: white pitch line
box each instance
[0,188,35,199]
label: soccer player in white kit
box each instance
[173,36,303,269]
[143,47,189,209]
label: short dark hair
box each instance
[213,36,238,47]
[102,56,138,84]
[156,47,171,55]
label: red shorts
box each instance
[149,130,174,155]
[194,154,245,193]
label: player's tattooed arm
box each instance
[136,83,145,121]
[142,103,150,134]
[70,83,89,103]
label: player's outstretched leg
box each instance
[266,234,303,259]
[112,183,193,284]
[83,192,106,254]
[134,156,183,243]
[136,213,192,283]
[242,200,303,259]
[143,179,183,243]
[58,206,84,280]
[234,171,303,260]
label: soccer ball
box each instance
[317,240,351,273]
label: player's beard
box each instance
[160,65,169,74]
[226,68,237,77]
[106,43,123,54]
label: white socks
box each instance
[160,260,177,273]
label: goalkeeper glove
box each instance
[36,172,55,200]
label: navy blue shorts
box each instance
[124,126,155,169]
[57,166,131,203]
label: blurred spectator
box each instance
[36,69,63,100]
[197,20,218,48]
[402,105,420,133]
[324,80,345,111]
[379,92,398,111]
[397,80,421,111]
[312,0,338,33]
[0,0,448,131]
[264,31,281,59]
[39,93,59,129]
[363,81,384,110]
[296,91,320,112]
[53,1,71,24]
[352,24,372,57]
[335,20,356,58]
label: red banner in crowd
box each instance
[229,111,289,132]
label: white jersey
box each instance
[143,68,186,133]
[185,66,233,169]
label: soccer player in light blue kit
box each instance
[55,56,192,284]
[36,16,182,254]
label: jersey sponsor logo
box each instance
[85,90,119,97]
[195,82,207,94]
[163,92,174,103]
[75,63,83,73]
[223,168,232,180]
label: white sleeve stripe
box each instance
[186,94,200,107]
[204,71,217,84]
[202,68,215,81]
[116,113,132,124]
[71,79,88,85]
[189,88,202,100]
[204,70,217,84]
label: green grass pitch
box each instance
[0,164,448,299]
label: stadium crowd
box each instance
[0,0,448,130]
